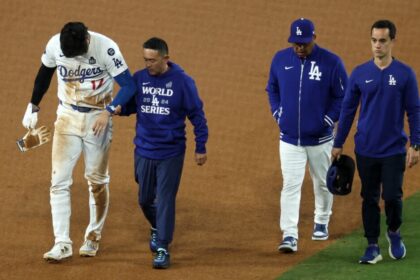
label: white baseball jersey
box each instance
[42,31,128,109]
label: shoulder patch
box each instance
[89,56,96,64]
[107,48,115,56]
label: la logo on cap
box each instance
[288,18,315,44]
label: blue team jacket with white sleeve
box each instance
[266,45,348,146]
[334,59,420,157]
[120,62,208,160]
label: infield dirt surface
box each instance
[1,1,419,279]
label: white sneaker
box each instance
[43,242,72,262]
[79,240,99,257]
[312,223,329,241]
[278,236,298,253]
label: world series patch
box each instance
[107,48,115,56]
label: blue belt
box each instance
[59,100,96,113]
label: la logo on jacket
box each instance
[389,75,396,86]
[309,61,322,81]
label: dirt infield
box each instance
[1,1,419,279]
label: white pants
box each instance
[279,140,333,239]
[50,104,112,244]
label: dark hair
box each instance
[371,20,396,40]
[143,37,168,56]
[60,22,89,57]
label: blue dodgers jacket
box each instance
[266,45,348,146]
[121,62,208,160]
[334,59,420,157]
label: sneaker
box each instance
[153,248,170,269]
[79,240,99,257]
[43,242,72,262]
[150,227,158,253]
[278,236,298,253]
[386,230,406,260]
[312,223,329,241]
[359,245,383,264]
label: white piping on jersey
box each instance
[318,134,334,143]
[324,115,334,126]
[319,134,333,140]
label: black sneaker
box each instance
[153,248,170,269]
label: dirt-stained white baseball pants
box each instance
[50,104,112,244]
[279,140,333,240]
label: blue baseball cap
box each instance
[288,18,315,43]
[326,154,355,196]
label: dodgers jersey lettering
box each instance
[41,31,128,109]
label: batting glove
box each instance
[16,125,51,152]
[22,103,40,129]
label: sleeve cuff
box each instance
[106,105,116,114]
[195,143,206,154]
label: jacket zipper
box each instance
[298,59,305,146]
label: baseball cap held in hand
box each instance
[288,18,315,43]
[327,154,355,195]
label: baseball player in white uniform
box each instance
[21,22,136,262]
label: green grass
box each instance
[277,192,420,280]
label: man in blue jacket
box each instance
[332,20,420,264]
[266,18,348,253]
[119,37,208,269]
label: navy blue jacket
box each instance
[121,62,208,159]
[266,45,348,146]
[334,59,420,157]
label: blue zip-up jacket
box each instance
[334,59,420,157]
[266,45,348,146]
[120,62,208,160]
